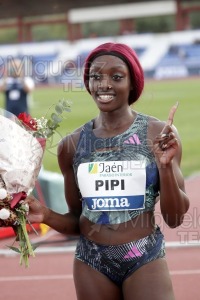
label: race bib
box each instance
[9,90,20,100]
[77,160,146,211]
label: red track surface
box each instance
[0,175,199,300]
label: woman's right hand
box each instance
[24,195,48,224]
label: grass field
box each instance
[0,77,199,178]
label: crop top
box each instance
[73,112,159,225]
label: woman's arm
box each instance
[26,132,82,235]
[155,127,189,227]
[151,105,190,228]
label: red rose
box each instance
[18,112,37,131]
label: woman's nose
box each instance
[98,78,112,91]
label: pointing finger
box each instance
[166,101,179,126]
[161,102,179,134]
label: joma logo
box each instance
[91,197,130,210]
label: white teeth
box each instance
[98,95,114,101]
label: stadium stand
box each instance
[153,30,200,79]
[0,29,199,84]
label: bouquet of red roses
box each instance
[0,100,71,267]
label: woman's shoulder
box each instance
[146,114,179,139]
[56,125,84,171]
[137,112,164,135]
[147,115,165,133]
[59,125,84,153]
[57,119,93,158]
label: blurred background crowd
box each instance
[0,0,199,86]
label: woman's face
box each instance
[88,55,132,112]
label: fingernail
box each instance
[161,133,169,138]
[175,101,179,108]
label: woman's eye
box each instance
[112,74,123,81]
[89,73,101,80]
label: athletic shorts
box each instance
[75,226,165,285]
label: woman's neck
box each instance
[93,108,137,138]
[97,108,136,129]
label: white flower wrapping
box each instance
[0,101,70,266]
[0,109,45,267]
[0,111,44,195]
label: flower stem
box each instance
[16,211,35,267]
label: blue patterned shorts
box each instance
[75,226,165,285]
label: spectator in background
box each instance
[0,58,35,116]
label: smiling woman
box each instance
[84,42,144,105]
[24,42,190,300]
[88,55,132,112]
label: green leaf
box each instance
[31,243,39,251]
[62,100,71,108]
[45,128,54,137]
[7,245,21,253]
[47,119,55,127]
[55,104,63,114]
[64,107,71,112]
[51,113,63,123]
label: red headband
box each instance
[83,42,144,104]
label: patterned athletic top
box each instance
[73,112,159,225]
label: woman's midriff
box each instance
[79,211,156,245]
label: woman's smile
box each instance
[96,93,115,103]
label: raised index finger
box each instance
[166,101,179,126]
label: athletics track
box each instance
[0,174,200,300]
